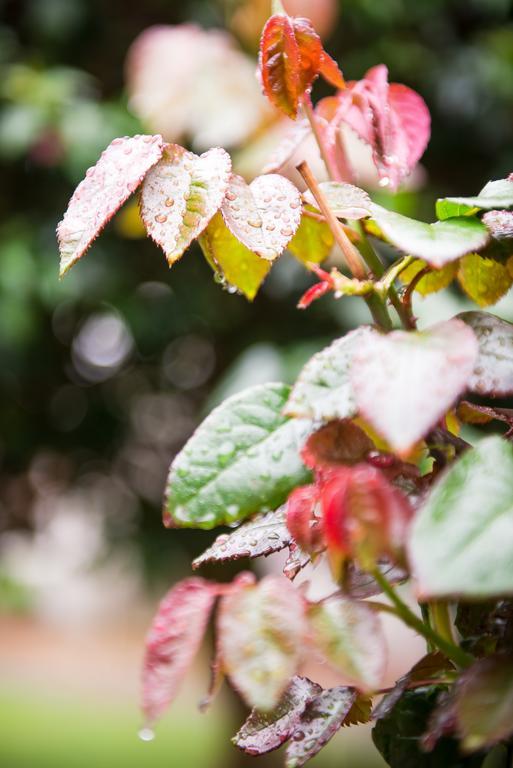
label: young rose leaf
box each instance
[458,311,513,396]
[233,676,322,755]
[483,209,513,239]
[285,686,358,768]
[436,178,513,221]
[286,484,323,554]
[285,328,373,422]
[165,382,312,529]
[259,14,342,119]
[330,65,430,189]
[217,575,307,711]
[409,436,513,599]
[192,507,291,569]
[301,420,374,470]
[303,182,372,220]
[453,655,513,752]
[373,652,455,721]
[287,209,334,265]
[351,320,478,456]
[221,173,301,260]
[57,134,164,276]
[141,577,218,726]
[307,596,387,692]
[369,205,489,269]
[457,253,513,307]
[399,259,458,296]
[140,144,231,265]
[199,211,271,300]
[457,400,513,431]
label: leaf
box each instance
[165,382,312,529]
[140,144,232,265]
[343,560,408,599]
[303,182,372,220]
[455,600,513,657]
[372,688,481,768]
[192,507,291,569]
[373,652,455,721]
[199,212,271,301]
[454,655,513,752]
[217,575,307,710]
[221,173,301,260]
[457,253,513,307]
[399,259,458,296]
[369,205,489,269]
[483,208,513,239]
[307,596,387,691]
[259,14,341,118]
[409,436,513,599]
[351,320,478,456]
[285,328,373,422]
[286,484,323,554]
[330,65,430,189]
[233,676,322,755]
[458,311,513,396]
[457,401,513,431]
[57,134,164,276]
[301,420,374,469]
[287,209,334,265]
[285,686,358,768]
[436,178,513,221]
[141,577,218,726]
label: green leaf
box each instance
[165,382,312,529]
[437,178,513,221]
[399,259,458,296]
[372,688,483,768]
[307,597,387,692]
[369,205,489,268]
[199,212,271,301]
[217,575,307,711]
[455,655,513,752]
[287,209,334,265]
[409,436,513,599]
[284,328,371,422]
[457,253,513,307]
[457,311,513,396]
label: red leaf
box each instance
[301,420,374,470]
[297,279,332,309]
[259,13,343,119]
[57,134,164,276]
[286,485,323,553]
[141,577,218,726]
[233,676,322,755]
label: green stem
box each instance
[429,601,456,647]
[371,569,473,669]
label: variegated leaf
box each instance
[303,182,372,220]
[140,144,232,264]
[57,134,164,276]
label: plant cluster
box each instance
[58,3,513,766]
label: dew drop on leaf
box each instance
[138,727,155,742]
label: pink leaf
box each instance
[221,173,301,261]
[140,144,232,265]
[262,117,311,174]
[233,676,322,755]
[285,686,358,768]
[286,485,323,554]
[350,320,478,456]
[57,134,164,276]
[330,65,430,189]
[217,574,307,710]
[141,577,217,726]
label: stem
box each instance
[429,601,456,647]
[402,265,431,328]
[371,569,473,669]
[302,96,341,183]
[297,161,366,280]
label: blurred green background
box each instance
[1,0,513,766]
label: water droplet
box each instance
[226,191,236,201]
[138,727,155,742]
[214,272,226,285]
[226,503,239,518]
[290,201,300,209]
[281,227,293,237]
[265,223,276,231]
[247,218,261,228]
[155,214,167,223]
[378,176,390,188]
[293,730,305,741]
[226,284,238,294]
[165,197,175,207]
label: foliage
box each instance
[57,4,513,767]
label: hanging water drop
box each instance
[138,727,155,742]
